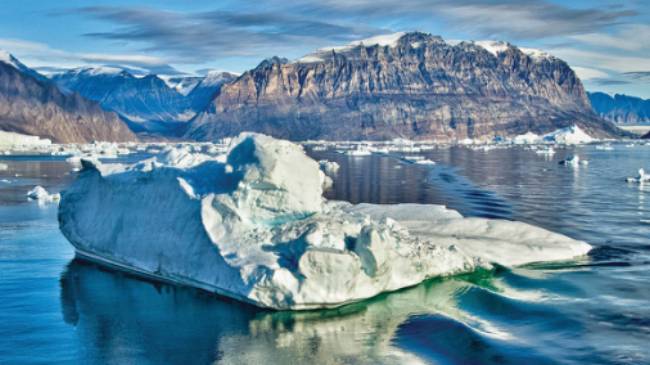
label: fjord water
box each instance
[1,145,649,364]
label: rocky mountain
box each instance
[52,68,237,135]
[187,32,623,141]
[184,71,238,111]
[588,92,650,124]
[0,53,135,143]
[52,67,194,134]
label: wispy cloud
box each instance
[624,71,650,82]
[61,0,638,64]
[71,6,385,63]
[593,78,632,86]
[290,0,637,39]
[0,37,182,74]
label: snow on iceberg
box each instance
[58,133,591,310]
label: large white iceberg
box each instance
[0,130,51,148]
[58,134,591,310]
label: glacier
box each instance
[58,133,591,310]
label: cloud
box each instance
[62,0,637,65]
[624,72,650,82]
[592,78,632,86]
[569,24,650,52]
[71,6,385,63]
[292,0,637,39]
[550,47,649,73]
[571,66,609,81]
[0,37,183,75]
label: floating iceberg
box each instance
[27,185,60,203]
[542,125,594,145]
[0,130,51,148]
[626,168,650,183]
[58,134,591,310]
[559,155,588,167]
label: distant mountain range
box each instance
[0,51,135,143]
[588,92,650,124]
[51,68,237,135]
[187,32,623,141]
[0,32,632,142]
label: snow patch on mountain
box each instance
[473,40,509,56]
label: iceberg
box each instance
[27,185,60,203]
[58,133,591,310]
[542,125,594,145]
[626,168,650,183]
[0,130,51,148]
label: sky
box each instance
[0,0,648,98]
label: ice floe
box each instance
[0,130,51,148]
[626,169,650,183]
[59,133,591,310]
[27,185,60,204]
[559,155,588,166]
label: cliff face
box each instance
[187,32,622,141]
[0,60,135,143]
[588,92,650,124]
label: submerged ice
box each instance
[58,133,591,310]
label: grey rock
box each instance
[0,59,136,143]
[187,32,624,141]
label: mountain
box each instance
[187,32,623,141]
[185,71,238,111]
[51,67,195,134]
[52,68,237,135]
[588,92,650,124]
[0,53,135,143]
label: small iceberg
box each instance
[542,125,594,145]
[346,146,372,156]
[559,155,588,167]
[535,147,555,156]
[415,159,436,165]
[626,168,650,183]
[58,134,591,310]
[27,185,60,204]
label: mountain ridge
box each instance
[187,32,622,141]
[0,53,136,143]
[51,67,237,135]
[588,92,650,124]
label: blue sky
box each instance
[1,0,648,97]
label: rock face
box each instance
[187,32,623,141]
[588,92,650,124]
[0,56,136,143]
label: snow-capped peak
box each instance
[202,70,238,85]
[295,32,408,63]
[0,49,27,70]
[519,47,553,61]
[67,66,127,77]
[471,41,553,61]
[0,50,47,80]
[473,40,510,56]
[351,32,406,48]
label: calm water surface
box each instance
[1,145,649,364]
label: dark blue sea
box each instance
[1,143,649,364]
